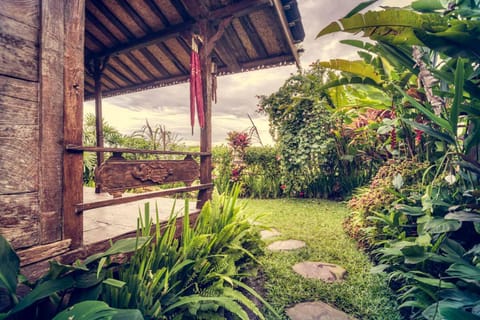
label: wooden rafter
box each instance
[144,0,171,28]
[119,1,152,34]
[92,1,135,40]
[156,42,189,74]
[239,15,268,58]
[139,47,171,77]
[91,21,194,60]
[110,56,143,83]
[125,52,156,80]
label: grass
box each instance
[241,198,401,320]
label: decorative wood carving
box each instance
[95,154,200,197]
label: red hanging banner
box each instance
[190,35,205,134]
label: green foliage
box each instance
[213,146,283,199]
[101,185,274,319]
[0,234,145,320]
[258,66,383,198]
[319,1,480,318]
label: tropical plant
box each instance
[0,234,146,320]
[101,185,277,319]
[319,1,480,318]
[131,119,184,152]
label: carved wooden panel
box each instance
[95,154,200,197]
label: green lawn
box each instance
[241,198,401,320]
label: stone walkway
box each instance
[262,229,355,319]
[83,187,193,244]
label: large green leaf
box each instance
[82,237,150,266]
[413,275,457,288]
[445,211,480,222]
[401,245,428,264]
[53,301,143,320]
[424,218,461,234]
[450,58,465,135]
[0,236,19,295]
[10,276,76,314]
[403,119,455,144]
[317,9,446,44]
[411,0,445,12]
[446,263,480,282]
[439,307,480,319]
[319,59,383,84]
[394,84,453,133]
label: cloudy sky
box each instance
[84,0,411,146]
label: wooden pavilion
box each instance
[0,0,304,278]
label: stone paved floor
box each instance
[83,187,193,244]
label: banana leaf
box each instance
[317,10,447,44]
[53,301,143,320]
[319,59,383,84]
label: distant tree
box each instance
[131,119,184,151]
[83,113,123,147]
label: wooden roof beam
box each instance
[209,0,273,20]
[181,0,273,21]
[91,21,195,60]
[272,0,301,68]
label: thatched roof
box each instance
[84,0,305,99]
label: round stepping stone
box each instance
[267,240,305,251]
[260,228,281,240]
[286,301,356,320]
[292,261,347,282]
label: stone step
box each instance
[266,239,306,251]
[292,261,347,282]
[286,301,357,320]
[260,228,281,240]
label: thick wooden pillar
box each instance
[93,59,104,193]
[63,0,85,248]
[197,21,213,209]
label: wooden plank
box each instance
[0,125,39,193]
[95,156,200,197]
[197,20,214,209]
[38,0,65,244]
[76,183,213,212]
[0,94,38,126]
[0,0,39,28]
[0,15,39,81]
[40,211,61,244]
[18,239,71,266]
[0,193,40,250]
[63,0,85,249]
[0,75,38,102]
[65,145,211,156]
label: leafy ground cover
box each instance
[241,198,401,320]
